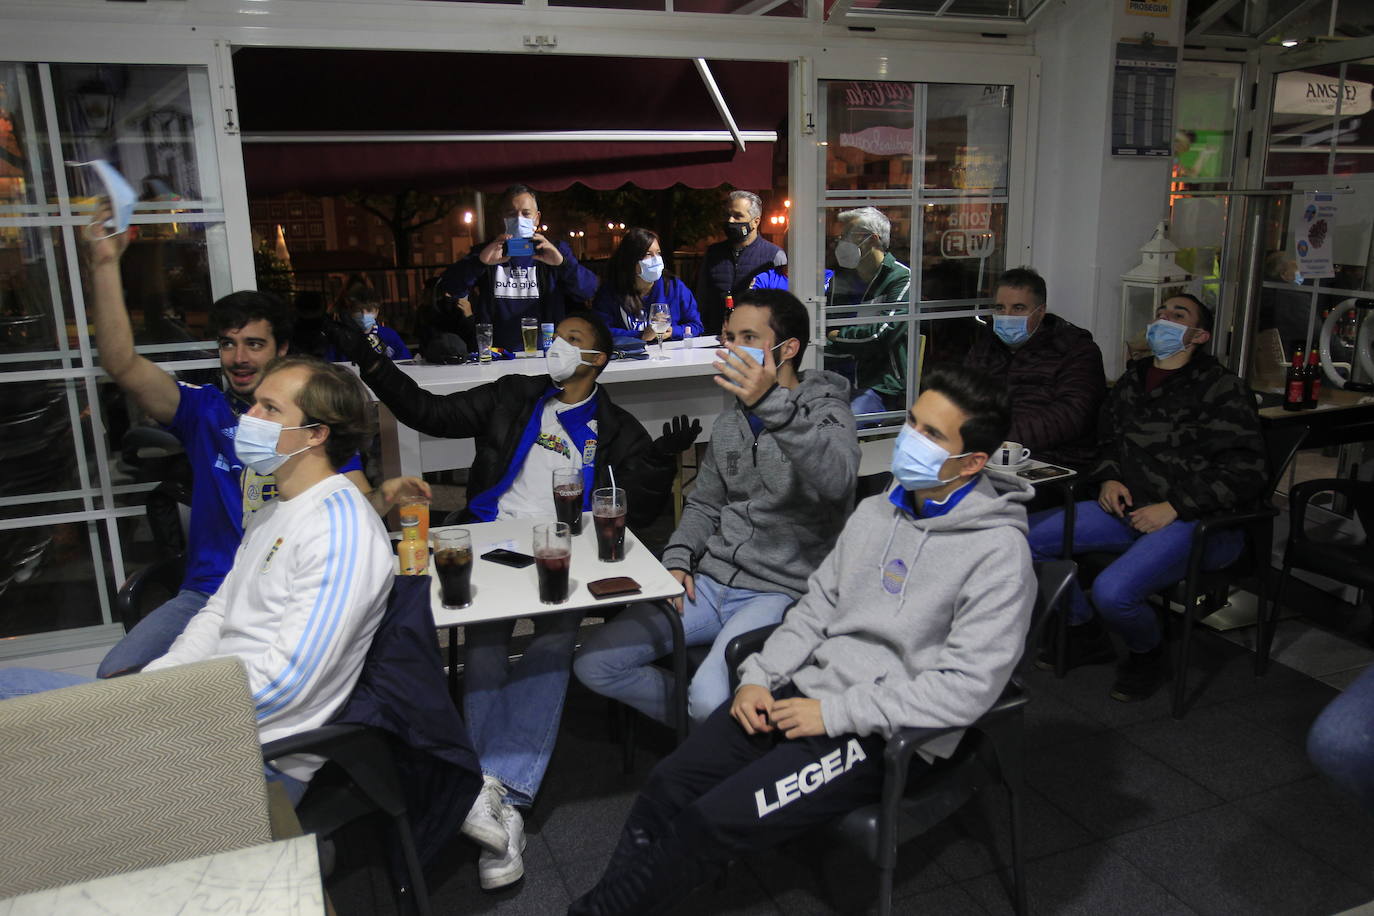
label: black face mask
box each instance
[723,221,752,243]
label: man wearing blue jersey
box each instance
[85,213,416,678]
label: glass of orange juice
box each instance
[398,496,430,544]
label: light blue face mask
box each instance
[504,215,536,239]
[993,314,1030,347]
[355,312,378,332]
[736,342,784,366]
[638,255,664,284]
[234,414,320,475]
[1146,319,1190,359]
[890,425,970,492]
[71,158,137,236]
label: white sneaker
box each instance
[461,776,509,855]
[478,803,526,891]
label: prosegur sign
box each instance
[1274,71,1374,117]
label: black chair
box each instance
[1260,477,1374,671]
[1064,424,1307,718]
[262,724,431,916]
[725,559,1076,916]
[114,554,184,636]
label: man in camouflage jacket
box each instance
[1025,294,1266,702]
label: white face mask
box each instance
[234,414,320,475]
[71,158,137,236]
[834,234,870,270]
[504,215,536,239]
[546,336,601,383]
[638,254,664,284]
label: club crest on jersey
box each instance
[582,439,597,464]
[260,537,284,573]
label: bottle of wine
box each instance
[1283,348,1305,412]
[1303,348,1322,409]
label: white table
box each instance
[375,338,729,480]
[425,517,692,738]
[0,836,322,916]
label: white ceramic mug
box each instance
[991,441,1031,467]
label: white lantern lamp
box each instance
[1121,221,1191,363]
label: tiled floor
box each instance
[325,625,1374,916]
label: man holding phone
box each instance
[575,289,859,729]
[439,184,598,352]
[330,309,699,891]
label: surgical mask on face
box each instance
[834,237,867,270]
[735,341,784,366]
[504,215,536,239]
[890,425,970,492]
[71,158,137,236]
[1146,319,1190,360]
[638,254,664,284]
[993,314,1031,347]
[546,335,601,383]
[234,414,320,475]
[355,312,378,332]
[723,221,752,244]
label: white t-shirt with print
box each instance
[497,390,597,520]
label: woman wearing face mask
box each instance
[593,228,704,342]
[326,282,412,362]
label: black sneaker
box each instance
[1035,616,1117,672]
[1109,645,1167,702]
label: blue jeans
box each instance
[1027,501,1243,653]
[98,589,210,678]
[0,666,307,803]
[573,573,794,725]
[463,610,584,807]
[1308,665,1374,813]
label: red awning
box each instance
[233,50,786,194]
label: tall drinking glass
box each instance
[520,316,539,356]
[592,487,628,562]
[433,529,474,609]
[552,466,584,536]
[649,304,672,361]
[533,522,572,604]
[477,322,494,364]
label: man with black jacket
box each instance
[963,267,1105,469]
[1026,295,1266,702]
[328,310,699,891]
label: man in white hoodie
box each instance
[570,365,1036,916]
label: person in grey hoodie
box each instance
[569,365,1034,916]
[574,289,859,725]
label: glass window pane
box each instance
[0,521,109,636]
[0,378,83,501]
[0,63,55,212]
[920,200,1007,301]
[924,84,1012,191]
[823,80,915,192]
[1267,65,1343,179]
[0,228,74,368]
[51,64,212,206]
[1174,61,1240,182]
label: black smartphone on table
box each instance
[481,548,537,568]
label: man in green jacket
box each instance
[824,206,913,419]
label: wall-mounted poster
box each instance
[1112,41,1179,157]
[1290,191,1337,280]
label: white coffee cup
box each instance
[991,441,1031,468]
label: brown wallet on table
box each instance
[588,576,642,599]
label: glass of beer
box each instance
[533,522,571,604]
[552,467,584,536]
[592,487,627,562]
[398,495,430,544]
[432,529,474,609]
[477,322,494,364]
[520,316,539,356]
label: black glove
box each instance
[655,415,702,457]
[323,317,383,372]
